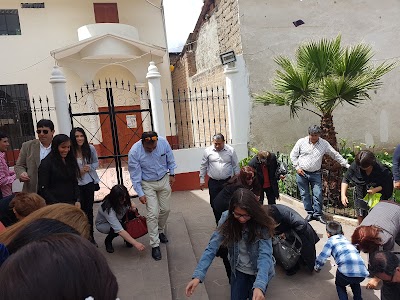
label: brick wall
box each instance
[169,0,242,147]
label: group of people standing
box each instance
[0,121,178,261]
[187,128,400,300]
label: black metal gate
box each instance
[68,79,152,198]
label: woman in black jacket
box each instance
[248,151,286,204]
[38,134,80,205]
[267,204,320,275]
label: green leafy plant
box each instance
[239,147,259,168]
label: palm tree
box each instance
[255,35,395,205]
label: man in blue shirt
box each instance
[128,131,177,260]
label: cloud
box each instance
[163,0,203,52]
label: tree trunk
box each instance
[320,114,342,207]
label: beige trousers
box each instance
[142,174,171,247]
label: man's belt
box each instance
[209,176,231,182]
[143,173,167,182]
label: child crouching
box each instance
[314,221,369,300]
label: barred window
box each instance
[0,84,35,150]
[21,3,45,9]
[0,9,21,35]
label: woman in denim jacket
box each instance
[186,188,276,300]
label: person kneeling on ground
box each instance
[186,188,276,300]
[96,184,145,253]
[267,204,320,276]
[315,221,369,300]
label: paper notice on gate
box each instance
[126,115,137,128]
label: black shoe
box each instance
[305,214,314,222]
[152,246,162,260]
[125,241,133,248]
[105,238,114,253]
[315,216,326,224]
[159,233,169,244]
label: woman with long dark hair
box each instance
[70,127,100,244]
[95,185,145,253]
[186,188,276,300]
[38,134,80,205]
[213,166,261,223]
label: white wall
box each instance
[238,0,400,152]
[173,142,248,174]
[0,0,172,133]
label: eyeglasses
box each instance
[143,136,158,142]
[232,211,251,220]
[36,129,49,134]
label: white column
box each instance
[224,56,251,159]
[137,83,152,132]
[49,66,71,134]
[146,61,166,137]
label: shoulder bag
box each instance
[124,208,148,239]
[272,229,302,270]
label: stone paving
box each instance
[93,190,384,300]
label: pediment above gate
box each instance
[51,32,165,61]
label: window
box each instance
[0,9,21,35]
[0,84,35,150]
[93,3,119,23]
[21,3,45,9]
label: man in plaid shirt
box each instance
[315,221,369,300]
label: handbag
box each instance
[88,173,100,191]
[124,209,148,239]
[272,229,302,270]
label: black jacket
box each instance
[343,161,393,200]
[38,153,79,205]
[268,204,320,271]
[248,153,285,202]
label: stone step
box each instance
[93,202,173,300]
[166,212,209,300]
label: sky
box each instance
[163,0,204,52]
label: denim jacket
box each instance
[192,211,275,294]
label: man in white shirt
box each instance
[15,119,55,193]
[290,125,349,224]
[200,133,240,222]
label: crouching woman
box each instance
[95,185,145,253]
[186,188,276,300]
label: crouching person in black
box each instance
[266,204,320,275]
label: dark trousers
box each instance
[263,187,276,205]
[230,270,257,300]
[0,194,17,227]
[381,281,400,300]
[335,270,364,300]
[208,177,230,223]
[79,182,95,238]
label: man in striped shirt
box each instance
[315,221,369,300]
[290,125,350,224]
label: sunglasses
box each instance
[143,136,158,142]
[36,129,49,134]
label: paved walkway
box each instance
[93,190,382,300]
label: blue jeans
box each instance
[335,270,364,300]
[231,270,256,300]
[296,171,322,217]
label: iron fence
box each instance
[164,87,229,149]
[278,154,357,219]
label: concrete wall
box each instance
[238,0,400,153]
[0,0,172,133]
